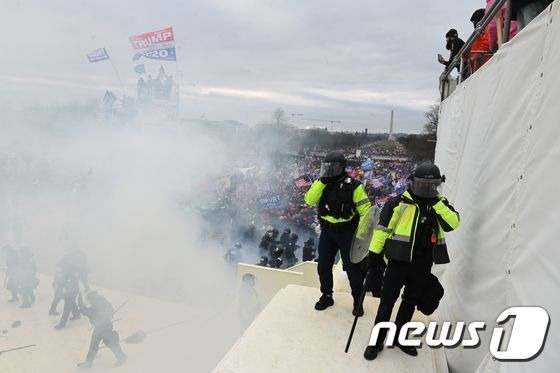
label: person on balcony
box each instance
[438,29,466,79]
[486,0,518,50]
[470,9,492,74]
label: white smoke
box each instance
[0,108,254,371]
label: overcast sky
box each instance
[0,0,479,132]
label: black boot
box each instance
[314,294,334,310]
[352,299,364,317]
[363,345,383,360]
[396,343,418,356]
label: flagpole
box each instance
[108,58,126,99]
[175,46,180,120]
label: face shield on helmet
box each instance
[319,162,345,178]
[411,177,442,198]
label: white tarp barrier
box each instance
[435,4,559,373]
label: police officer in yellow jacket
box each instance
[304,151,371,316]
[364,162,460,360]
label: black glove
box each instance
[366,252,386,271]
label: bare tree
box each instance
[272,108,288,127]
[423,104,439,135]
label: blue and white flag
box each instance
[259,193,283,210]
[360,159,374,171]
[134,64,146,74]
[87,48,110,63]
[132,47,176,61]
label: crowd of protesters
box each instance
[137,66,175,102]
[205,142,416,268]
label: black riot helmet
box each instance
[411,162,445,198]
[320,151,347,179]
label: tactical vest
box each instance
[318,177,360,220]
[384,192,450,264]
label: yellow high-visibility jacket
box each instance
[369,190,460,264]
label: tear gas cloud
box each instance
[2,111,224,295]
[0,108,279,370]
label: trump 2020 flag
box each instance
[129,27,176,61]
[134,64,146,74]
[87,48,110,63]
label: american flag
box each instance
[295,178,312,188]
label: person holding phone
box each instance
[438,29,465,74]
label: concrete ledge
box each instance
[214,284,449,373]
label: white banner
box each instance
[435,5,559,373]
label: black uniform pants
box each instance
[49,286,64,313]
[303,247,315,261]
[6,277,19,300]
[79,272,90,293]
[20,285,35,306]
[85,326,127,362]
[58,293,80,326]
[371,253,433,347]
[317,221,363,299]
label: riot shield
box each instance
[349,205,380,264]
